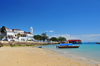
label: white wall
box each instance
[7,32,15,37]
[0,32,7,38]
[5,28,34,41]
[14,30,24,34]
[6,29,12,32]
[26,34,34,38]
[19,37,27,41]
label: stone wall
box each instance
[0,41,60,47]
[0,41,10,46]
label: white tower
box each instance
[30,27,33,34]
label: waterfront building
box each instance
[0,27,34,41]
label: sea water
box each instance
[41,43,100,62]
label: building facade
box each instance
[0,27,34,41]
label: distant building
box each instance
[0,27,34,41]
[68,39,82,44]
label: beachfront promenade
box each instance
[0,41,59,47]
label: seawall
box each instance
[0,41,60,47]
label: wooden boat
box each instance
[56,45,79,48]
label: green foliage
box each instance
[49,37,58,41]
[11,45,19,47]
[1,26,6,33]
[33,33,48,41]
[21,45,26,47]
[23,44,35,46]
[0,36,3,39]
[49,36,66,42]
[27,40,31,41]
[17,33,21,39]
[26,45,30,46]
[33,35,42,40]
[33,33,66,42]
[41,33,48,41]
[58,36,66,42]
[17,33,21,36]
[11,44,35,47]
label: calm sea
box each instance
[40,43,100,62]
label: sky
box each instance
[0,0,100,42]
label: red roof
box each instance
[68,40,81,41]
[6,28,9,29]
[8,36,14,38]
[24,32,31,34]
[21,34,26,35]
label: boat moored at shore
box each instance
[56,43,80,48]
[56,45,79,48]
[96,42,100,44]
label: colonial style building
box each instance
[0,27,34,41]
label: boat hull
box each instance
[96,42,100,44]
[56,46,79,48]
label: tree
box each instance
[33,35,42,40]
[49,37,58,41]
[41,33,48,41]
[0,36,3,39]
[17,33,21,39]
[33,35,37,40]
[58,36,66,42]
[1,26,6,33]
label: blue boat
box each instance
[38,46,42,48]
[56,43,79,48]
[60,43,72,46]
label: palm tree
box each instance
[17,33,21,39]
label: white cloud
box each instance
[49,30,54,32]
[51,34,100,42]
[45,30,54,33]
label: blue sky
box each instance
[0,0,100,42]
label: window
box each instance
[21,35,26,37]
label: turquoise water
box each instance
[41,44,100,62]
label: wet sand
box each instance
[0,47,99,66]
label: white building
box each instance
[5,27,34,41]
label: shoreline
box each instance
[0,46,100,66]
[40,47,100,65]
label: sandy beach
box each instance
[0,47,99,66]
